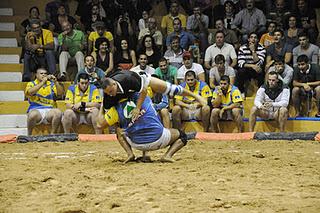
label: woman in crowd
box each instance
[114,38,137,71]
[138,35,161,68]
[92,37,114,76]
[284,15,303,47]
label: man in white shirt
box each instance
[177,51,205,84]
[130,53,155,75]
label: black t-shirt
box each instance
[103,71,142,109]
[293,64,320,83]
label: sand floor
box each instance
[0,139,319,213]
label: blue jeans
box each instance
[23,50,56,81]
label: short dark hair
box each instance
[273,55,285,63]
[170,35,180,43]
[274,28,284,36]
[214,54,225,64]
[78,73,90,82]
[101,78,114,89]
[298,31,308,38]
[159,57,167,64]
[215,30,225,37]
[297,54,309,63]
[248,31,258,38]
[268,71,278,77]
[220,75,230,83]
[185,70,196,79]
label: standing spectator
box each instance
[130,53,155,75]
[266,0,291,29]
[25,68,63,135]
[88,21,114,55]
[138,17,163,50]
[204,30,237,70]
[177,51,205,84]
[83,4,110,34]
[50,4,77,35]
[266,56,293,87]
[138,35,161,68]
[58,21,85,81]
[232,0,266,43]
[172,71,212,132]
[76,55,105,89]
[166,18,195,51]
[164,36,184,69]
[259,22,276,49]
[249,71,290,132]
[114,38,137,71]
[236,32,266,96]
[91,37,113,75]
[292,32,319,66]
[23,19,56,82]
[187,5,209,53]
[210,75,243,133]
[222,1,238,30]
[63,73,102,134]
[265,28,293,71]
[209,54,236,89]
[115,11,136,45]
[292,55,320,117]
[293,0,319,44]
[161,1,187,36]
[155,57,178,85]
[208,19,239,50]
[284,15,304,47]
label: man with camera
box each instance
[62,73,102,134]
[25,68,63,135]
[23,19,56,82]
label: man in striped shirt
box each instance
[236,32,266,97]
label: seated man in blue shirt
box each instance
[97,92,194,163]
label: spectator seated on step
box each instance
[62,73,102,134]
[266,56,293,87]
[130,53,155,75]
[49,4,77,36]
[91,37,114,76]
[23,19,56,82]
[45,0,70,23]
[154,57,178,85]
[164,36,184,69]
[249,71,290,132]
[172,70,212,132]
[292,55,320,117]
[177,51,205,84]
[58,21,85,81]
[138,17,163,51]
[25,68,63,135]
[210,75,243,133]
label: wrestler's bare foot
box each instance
[123,155,135,164]
[160,156,175,163]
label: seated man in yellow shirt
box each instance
[210,75,244,133]
[62,73,102,134]
[25,68,63,135]
[172,70,212,132]
[88,21,114,54]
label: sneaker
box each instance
[186,131,197,140]
[315,113,320,118]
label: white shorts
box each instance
[125,128,171,151]
[31,108,51,125]
[139,72,151,91]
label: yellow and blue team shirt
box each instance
[65,84,101,105]
[175,80,212,103]
[104,93,163,144]
[25,79,57,112]
[212,85,243,107]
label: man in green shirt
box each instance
[155,57,178,85]
[58,21,86,81]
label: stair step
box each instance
[0,23,15,32]
[0,47,21,54]
[0,8,13,16]
[0,31,20,38]
[0,72,22,82]
[0,54,19,63]
[0,127,27,136]
[0,38,17,47]
[0,101,67,114]
[0,82,72,91]
[0,91,24,101]
[0,114,27,128]
[0,63,23,72]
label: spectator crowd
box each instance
[21,0,320,135]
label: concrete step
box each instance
[0,101,67,114]
[0,8,13,16]
[0,47,21,55]
[0,23,15,31]
[0,72,22,82]
[0,82,72,91]
[0,54,19,63]
[0,114,27,128]
[0,38,17,47]
[0,127,27,136]
[0,63,23,72]
[0,91,24,101]
[0,31,20,39]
